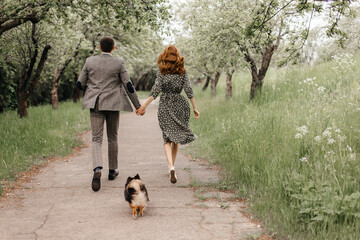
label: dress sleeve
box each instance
[183,73,194,99]
[149,71,162,99]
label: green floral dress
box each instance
[150,71,197,144]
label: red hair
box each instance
[157,45,186,75]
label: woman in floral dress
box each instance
[137,45,200,183]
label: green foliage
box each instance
[0,0,170,113]
[177,0,356,86]
[188,54,360,239]
[0,101,90,181]
[0,57,17,112]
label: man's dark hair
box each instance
[100,36,115,52]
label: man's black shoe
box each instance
[108,169,119,180]
[92,169,101,191]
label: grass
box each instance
[136,90,151,99]
[188,53,360,239]
[0,101,90,193]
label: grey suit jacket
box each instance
[77,53,141,111]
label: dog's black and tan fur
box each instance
[124,174,149,218]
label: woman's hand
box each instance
[136,106,146,116]
[194,109,200,119]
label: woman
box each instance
[137,45,200,184]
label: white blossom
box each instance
[322,130,332,137]
[317,86,325,92]
[314,136,321,142]
[327,150,335,155]
[295,133,303,139]
[299,157,308,162]
[297,125,308,135]
[327,138,336,145]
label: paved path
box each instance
[0,101,262,240]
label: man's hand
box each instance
[136,106,146,116]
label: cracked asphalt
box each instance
[0,101,262,240]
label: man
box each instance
[76,36,143,191]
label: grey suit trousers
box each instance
[90,101,119,170]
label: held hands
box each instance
[136,106,146,116]
[194,109,200,119]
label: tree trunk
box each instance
[202,76,211,91]
[17,87,28,118]
[247,18,283,100]
[211,72,221,96]
[195,77,202,86]
[51,40,81,109]
[226,70,234,99]
[51,67,60,109]
[73,72,80,103]
[15,23,51,118]
[250,74,261,100]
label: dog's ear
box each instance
[134,174,140,180]
[126,177,132,185]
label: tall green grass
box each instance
[189,53,360,239]
[0,101,90,193]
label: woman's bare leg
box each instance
[171,142,178,166]
[164,142,173,169]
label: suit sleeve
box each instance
[76,59,88,91]
[119,59,141,109]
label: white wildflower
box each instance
[327,150,335,155]
[327,138,336,145]
[322,130,332,137]
[295,133,303,139]
[317,86,325,92]
[299,157,308,163]
[314,136,321,142]
[297,125,308,135]
[335,129,341,133]
[346,145,352,152]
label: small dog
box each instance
[124,174,149,219]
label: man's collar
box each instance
[101,52,112,55]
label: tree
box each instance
[0,0,171,115]
[1,22,51,117]
[51,39,82,109]
[0,0,170,36]
[179,0,356,100]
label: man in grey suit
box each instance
[76,36,144,191]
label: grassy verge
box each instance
[188,53,360,239]
[0,101,90,194]
[136,90,150,99]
